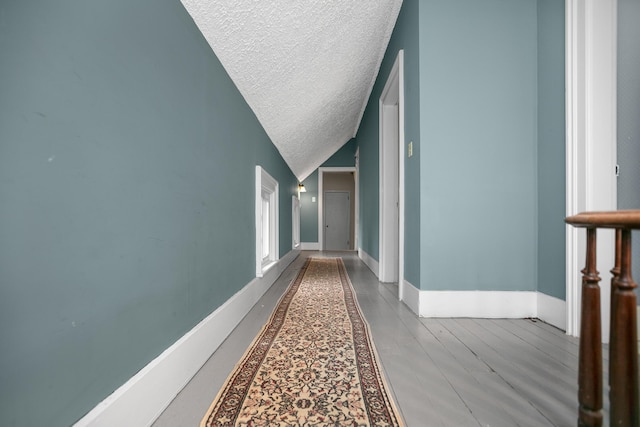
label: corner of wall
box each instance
[536,292,566,331]
[400,279,420,316]
[358,248,379,279]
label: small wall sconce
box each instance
[298,184,306,193]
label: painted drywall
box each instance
[322,138,358,167]
[0,1,296,426]
[300,172,319,242]
[537,0,566,300]
[356,0,421,286]
[299,139,357,243]
[419,0,538,291]
[617,0,640,283]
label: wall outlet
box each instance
[408,141,413,157]
[312,196,316,202]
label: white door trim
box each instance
[565,0,617,339]
[379,50,405,301]
[318,167,358,251]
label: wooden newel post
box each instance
[609,229,639,426]
[578,228,603,427]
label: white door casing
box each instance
[565,0,617,340]
[318,167,358,251]
[379,50,405,301]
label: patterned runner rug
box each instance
[200,257,404,427]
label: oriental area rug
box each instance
[200,257,404,427]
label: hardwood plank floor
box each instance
[153,251,601,426]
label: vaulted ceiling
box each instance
[180,0,402,181]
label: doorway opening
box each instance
[318,167,358,251]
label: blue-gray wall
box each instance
[324,138,358,168]
[356,0,566,294]
[419,0,538,291]
[300,172,319,242]
[0,1,296,425]
[356,0,421,286]
[299,139,357,243]
[537,0,566,299]
[617,0,640,283]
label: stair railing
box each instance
[565,210,640,427]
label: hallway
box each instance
[154,252,590,427]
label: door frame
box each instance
[565,0,617,339]
[318,167,358,251]
[379,50,405,300]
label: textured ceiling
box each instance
[180,0,402,181]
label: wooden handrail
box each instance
[566,209,640,229]
[565,210,640,427]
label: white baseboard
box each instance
[301,242,319,250]
[74,249,300,427]
[537,292,566,331]
[418,288,538,318]
[358,248,379,278]
[406,283,566,326]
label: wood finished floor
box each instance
[154,251,600,427]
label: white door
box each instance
[324,192,350,250]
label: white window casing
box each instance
[256,166,279,277]
[292,195,301,249]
